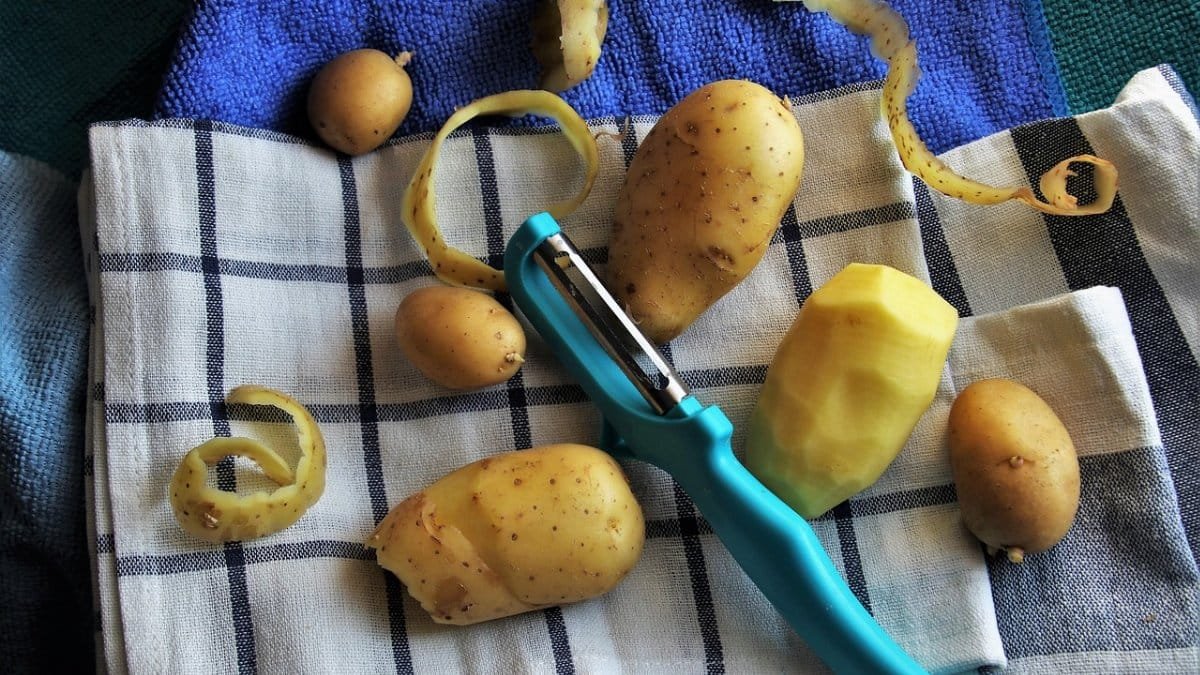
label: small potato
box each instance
[366,444,646,625]
[394,286,526,390]
[607,79,805,343]
[948,378,1081,563]
[307,49,413,156]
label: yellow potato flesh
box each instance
[367,444,645,625]
[607,79,805,344]
[393,286,526,390]
[948,378,1081,563]
[746,263,958,518]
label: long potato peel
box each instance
[400,89,600,291]
[169,385,327,543]
[785,0,1118,215]
[532,0,610,92]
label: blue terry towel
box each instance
[156,0,1068,154]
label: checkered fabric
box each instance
[82,66,1198,673]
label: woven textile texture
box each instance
[82,66,1198,673]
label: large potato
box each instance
[366,444,645,625]
[607,79,805,343]
[948,378,1081,563]
[394,286,526,390]
[307,49,413,156]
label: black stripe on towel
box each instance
[776,197,874,614]
[674,479,725,674]
[115,540,376,576]
[831,501,872,612]
[194,119,257,675]
[470,127,572,674]
[336,156,413,674]
[911,178,972,317]
[619,114,726,672]
[774,202,814,307]
[661,338,725,674]
[1011,118,1200,556]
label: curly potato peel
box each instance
[400,89,599,291]
[784,0,1118,215]
[169,385,327,543]
[532,0,610,92]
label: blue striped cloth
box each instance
[82,66,1198,673]
[154,0,1067,155]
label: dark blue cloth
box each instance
[156,0,1068,154]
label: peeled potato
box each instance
[367,444,645,625]
[307,49,413,156]
[948,378,1081,563]
[746,263,957,518]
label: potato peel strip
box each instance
[169,385,327,543]
[401,90,600,291]
[788,0,1118,215]
[532,1,610,92]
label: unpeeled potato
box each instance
[394,286,526,390]
[606,79,805,343]
[307,49,413,156]
[948,378,1081,563]
[367,444,645,625]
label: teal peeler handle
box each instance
[504,212,926,675]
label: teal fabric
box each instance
[0,150,92,672]
[0,1,187,175]
[0,2,187,671]
[1042,0,1200,114]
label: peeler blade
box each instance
[531,231,689,415]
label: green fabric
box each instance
[0,1,188,176]
[1042,0,1200,114]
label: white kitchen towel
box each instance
[83,65,1198,674]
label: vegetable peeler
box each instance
[504,212,926,675]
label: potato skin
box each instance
[948,378,1081,563]
[607,79,804,343]
[307,49,413,156]
[366,444,645,625]
[394,286,526,390]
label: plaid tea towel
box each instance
[83,65,1198,673]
